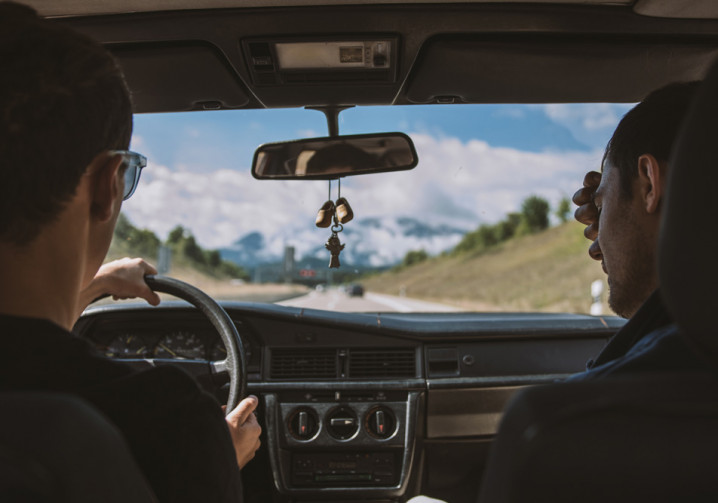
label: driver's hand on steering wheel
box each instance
[78,257,160,319]
[224,395,262,469]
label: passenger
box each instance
[0,3,259,502]
[570,81,709,379]
[408,82,714,503]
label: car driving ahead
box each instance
[7,1,718,502]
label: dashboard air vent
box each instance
[271,348,336,379]
[349,348,416,378]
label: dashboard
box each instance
[74,301,623,503]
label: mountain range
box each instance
[219,216,469,270]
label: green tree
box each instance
[220,261,251,281]
[555,197,571,223]
[476,224,498,248]
[453,228,482,254]
[181,235,205,265]
[131,229,161,258]
[402,249,429,267]
[114,213,133,241]
[113,213,160,258]
[206,250,222,268]
[520,195,550,234]
[167,225,185,245]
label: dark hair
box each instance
[603,81,700,198]
[0,1,132,244]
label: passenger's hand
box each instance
[572,171,601,240]
[77,257,160,319]
[224,395,262,469]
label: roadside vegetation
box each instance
[106,214,306,302]
[452,195,554,255]
[365,196,609,314]
[108,214,250,281]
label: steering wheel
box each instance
[143,275,246,413]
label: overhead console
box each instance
[240,36,400,106]
[242,37,397,85]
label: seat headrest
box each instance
[659,59,718,359]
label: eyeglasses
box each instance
[109,150,147,200]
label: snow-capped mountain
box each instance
[220,216,469,269]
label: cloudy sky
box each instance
[122,102,633,251]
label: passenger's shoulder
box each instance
[570,324,706,381]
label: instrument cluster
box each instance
[98,328,251,362]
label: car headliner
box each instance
[26,0,718,113]
[23,0,718,19]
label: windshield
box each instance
[111,103,632,314]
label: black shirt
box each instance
[570,289,709,380]
[0,313,242,503]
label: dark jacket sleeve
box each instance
[83,365,242,503]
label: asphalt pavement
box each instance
[278,287,460,312]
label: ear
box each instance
[636,153,665,214]
[88,152,124,222]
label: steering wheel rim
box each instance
[144,275,246,412]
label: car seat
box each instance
[0,392,156,502]
[476,59,718,503]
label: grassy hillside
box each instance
[363,221,611,314]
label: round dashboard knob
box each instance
[287,407,319,440]
[325,406,359,440]
[365,406,396,439]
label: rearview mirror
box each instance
[251,132,418,180]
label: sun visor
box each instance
[405,36,718,104]
[111,43,250,113]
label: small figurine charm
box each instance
[325,231,345,268]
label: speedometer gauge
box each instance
[107,334,149,358]
[154,331,206,360]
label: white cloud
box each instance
[347,133,601,226]
[130,135,145,148]
[296,129,319,138]
[543,103,622,131]
[122,133,603,252]
[540,103,634,149]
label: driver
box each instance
[0,3,260,502]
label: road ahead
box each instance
[278,288,460,312]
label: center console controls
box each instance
[292,451,398,487]
[264,390,421,499]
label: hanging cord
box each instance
[328,179,332,201]
[332,178,342,230]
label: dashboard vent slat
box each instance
[349,349,416,378]
[271,348,336,379]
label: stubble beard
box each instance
[606,251,657,319]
